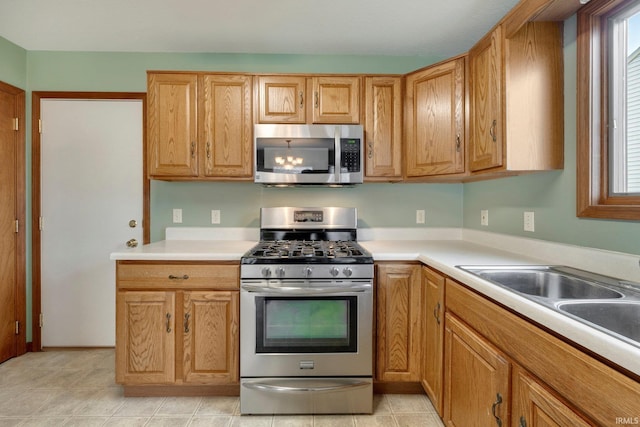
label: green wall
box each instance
[0,36,27,89]
[462,15,640,256]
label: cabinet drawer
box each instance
[117,261,239,290]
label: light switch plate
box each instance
[481,210,489,226]
[172,208,182,224]
[211,210,221,224]
[416,210,425,224]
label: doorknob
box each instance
[128,219,137,228]
[126,238,138,248]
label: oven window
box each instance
[256,296,357,353]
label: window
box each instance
[577,0,640,219]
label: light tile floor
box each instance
[0,350,444,427]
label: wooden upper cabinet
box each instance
[375,263,422,382]
[469,22,564,176]
[312,76,361,123]
[148,73,199,177]
[256,75,307,123]
[147,72,253,180]
[364,76,403,180]
[257,75,361,124]
[201,74,253,178]
[405,58,465,178]
[469,27,503,172]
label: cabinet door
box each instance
[257,75,307,123]
[513,369,596,427]
[116,291,175,384]
[183,291,239,384]
[421,266,445,416]
[376,263,421,382]
[469,26,503,172]
[312,76,361,124]
[443,313,510,427]
[364,76,403,180]
[405,58,465,176]
[148,73,198,177]
[201,74,253,178]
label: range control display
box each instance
[294,210,324,223]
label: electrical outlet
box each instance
[416,210,425,224]
[172,208,182,224]
[211,210,221,224]
[481,210,489,226]
[524,211,535,232]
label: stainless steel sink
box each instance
[557,301,640,344]
[456,265,640,348]
[466,268,624,300]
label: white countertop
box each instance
[110,227,640,377]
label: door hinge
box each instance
[15,219,19,233]
[38,119,42,134]
[12,118,18,131]
[39,313,44,328]
[15,321,19,335]
[39,216,44,231]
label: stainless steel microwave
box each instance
[254,124,364,185]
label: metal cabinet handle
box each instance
[492,393,503,427]
[299,91,304,109]
[184,313,190,333]
[368,141,373,159]
[191,141,196,158]
[489,120,497,143]
[206,141,211,159]
[314,92,319,108]
[166,313,172,333]
[519,416,527,427]
[433,301,441,325]
[456,134,461,152]
[168,274,189,280]
[126,238,138,248]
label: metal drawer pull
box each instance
[492,393,503,427]
[184,313,190,333]
[165,313,172,333]
[519,416,527,427]
[433,301,441,325]
[243,379,370,393]
[168,274,189,280]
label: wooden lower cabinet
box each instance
[116,291,176,384]
[513,368,595,427]
[115,261,239,389]
[182,291,239,384]
[443,312,510,427]
[375,263,422,383]
[421,266,445,416]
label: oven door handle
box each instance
[242,379,370,393]
[240,284,371,294]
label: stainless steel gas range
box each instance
[240,207,374,415]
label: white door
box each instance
[41,99,143,347]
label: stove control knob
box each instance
[303,266,313,278]
[261,267,272,278]
[330,267,340,277]
[275,267,286,278]
[343,267,353,277]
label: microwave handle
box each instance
[334,126,341,183]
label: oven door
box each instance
[240,280,373,378]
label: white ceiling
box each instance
[0,0,520,57]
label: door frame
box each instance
[0,81,26,357]
[31,92,149,351]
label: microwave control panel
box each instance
[341,138,361,172]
